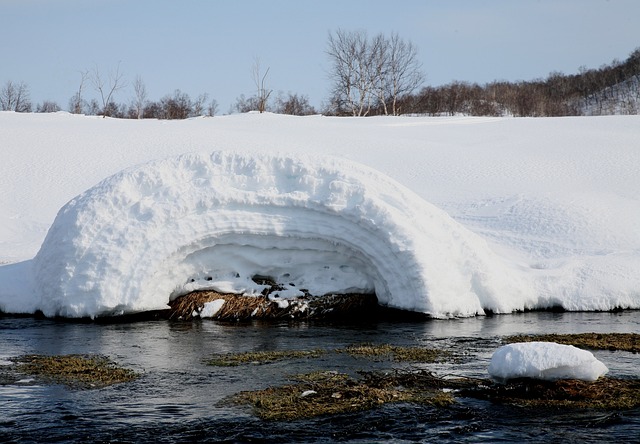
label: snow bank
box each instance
[488,342,608,382]
[1,112,639,318]
[31,151,531,318]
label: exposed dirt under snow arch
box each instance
[32,151,533,318]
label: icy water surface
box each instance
[1,311,638,443]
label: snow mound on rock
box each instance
[488,342,609,382]
[32,151,533,318]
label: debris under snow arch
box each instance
[32,151,533,319]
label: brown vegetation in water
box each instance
[229,365,640,420]
[462,377,640,409]
[205,344,450,367]
[9,354,138,389]
[169,290,378,321]
[219,334,640,419]
[504,333,639,353]
[339,343,452,363]
[228,370,456,420]
[205,349,326,366]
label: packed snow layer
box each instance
[488,342,609,382]
[1,112,639,317]
[31,151,531,317]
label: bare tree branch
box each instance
[252,57,272,113]
[91,62,126,117]
[69,70,89,114]
[132,75,147,119]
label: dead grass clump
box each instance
[338,343,451,363]
[11,354,138,389]
[505,333,639,353]
[169,292,266,321]
[228,363,640,420]
[462,377,640,409]
[358,369,479,392]
[205,349,326,366]
[228,370,455,420]
[204,343,452,368]
[169,291,377,321]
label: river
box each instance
[1,311,638,443]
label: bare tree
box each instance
[132,75,147,119]
[327,29,398,116]
[91,62,126,117]
[252,58,272,113]
[274,92,316,115]
[192,93,208,117]
[87,99,100,116]
[231,94,261,113]
[36,101,61,113]
[326,29,376,116]
[159,89,192,119]
[326,29,357,115]
[142,101,162,119]
[207,98,219,116]
[386,32,424,115]
[327,30,425,116]
[371,33,390,115]
[0,80,32,112]
[69,70,89,114]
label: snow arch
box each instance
[33,151,532,318]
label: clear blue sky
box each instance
[2,0,639,113]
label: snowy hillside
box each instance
[580,76,640,116]
[1,112,639,317]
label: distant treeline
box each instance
[2,45,639,118]
[391,48,640,117]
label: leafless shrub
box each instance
[0,80,32,112]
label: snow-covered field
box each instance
[0,111,639,318]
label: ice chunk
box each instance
[488,342,608,382]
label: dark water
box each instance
[1,311,638,443]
